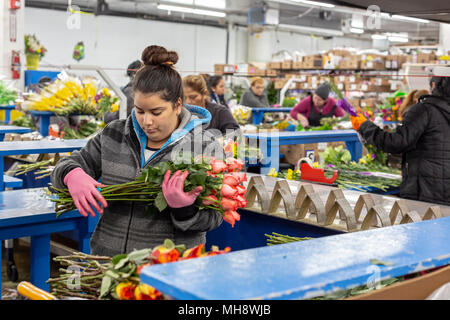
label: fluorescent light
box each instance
[291,0,335,8]
[388,36,409,43]
[371,34,387,40]
[391,15,429,23]
[157,4,226,17]
[350,27,364,34]
[277,23,344,36]
[194,0,226,9]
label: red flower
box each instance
[152,247,180,264]
[230,210,241,221]
[230,172,247,183]
[236,185,246,195]
[234,195,248,208]
[181,244,205,260]
[220,198,239,211]
[206,171,217,178]
[226,158,244,172]
[116,282,136,300]
[223,174,239,186]
[211,160,228,174]
[221,184,238,198]
[223,211,236,227]
[202,194,218,206]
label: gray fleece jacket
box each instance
[51,105,224,257]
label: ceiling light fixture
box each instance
[371,34,387,40]
[277,23,344,36]
[290,0,335,9]
[157,4,226,17]
[350,27,364,34]
[391,15,430,23]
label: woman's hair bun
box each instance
[141,45,179,67]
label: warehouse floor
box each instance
[1,237,76,300]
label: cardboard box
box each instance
[280,143,320,166]
[248,65,266,76]
[292,61,304,69]
[359,98,378,108]
[347,98,360,108]
[347,265,450,300]
[267,61,282,69]
[282,60,293,69]
[361,60,385,70]
[274,79,287,89]
[265,69,278,77]
[370,78,390,86]
[346,83,360,91]
[214,64,234,75]
[358,83,391,92]
[417,52,437,63]
[302,58,323,69]
[327,49,351,57]
[340,58,361,69]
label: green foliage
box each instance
[319,146,352,165]
[0,81,18,105]
[12,115,35,130]
[266,81,278,105]
[282,96,297,108]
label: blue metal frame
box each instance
[206,208,342,251]
[0,188,96,294]
[24,70,60,88]
[243,130,363,174]
[27,111,56,137]
[0,105,16,124]
[0,139,87,191]
[252,108,293,125]
[0,125,32,141]
[141,216,450,300]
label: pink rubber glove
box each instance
[162,170,203,208]
[64,168,108,217]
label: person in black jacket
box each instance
[183,74,240,136]
[104,60,142,124]
[351,76,450,205]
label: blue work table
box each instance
[251,108,292,125]
[140,216,450,300]
[0,139,87,191]
[244,130,363,174]
[0,125,32,141]
[0,105,16,124]
[0,188,96,294]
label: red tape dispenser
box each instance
[298,159,338,185]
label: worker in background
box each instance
[289,82,345,128]
[399,89,429,117]
[51,45,223,256]
[208,75,228,108]
[183,75,240,135]
[103,60,142,124]
[350,76,450,206]
[240,77,270,110]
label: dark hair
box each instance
[132,45,183,105]
[432,76,450,98]
[127,60,142,78]
[208,75,223,90]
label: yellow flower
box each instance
[359,158,367,164]
[312,162,320,168]
[286,169,294,180]
[111,103,119,112]
[268,168,278,177]
[102,87,110,96]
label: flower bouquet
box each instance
[95,87,120,114]
[25,34,47,70]
[46,239,231,300]
[49,155,247,227]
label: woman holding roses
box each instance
[51,45,225,257]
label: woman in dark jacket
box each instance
[351,76,450,205]
[51,46,223,257]
[208,75,228,108]
[183,75,240,136]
